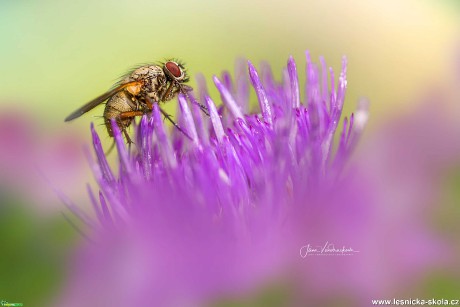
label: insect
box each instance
[65,60,206,143]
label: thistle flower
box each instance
[60,52,370,306]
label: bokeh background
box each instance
[0,0,459,306]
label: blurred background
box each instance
[0,0,459,306]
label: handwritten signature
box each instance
[300,241,359,258]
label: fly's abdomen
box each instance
[104,91,134,136]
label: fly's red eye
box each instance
[165,62,182,78]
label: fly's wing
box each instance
[64,81,140,122]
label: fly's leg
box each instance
[144,96,154,111]
[116,110,145,144]
[159,107,193,140]
[118,111,144,119]
[159,83,210,117]
[180,88,210,116]
[188,95,210,116]
[196,101,210,116]
[144,96,193,140]
[161,82,175,101]
[123,128,133,145]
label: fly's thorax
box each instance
[128,65,164,82]
[125,65,167,102]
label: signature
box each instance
[300,241,359,258]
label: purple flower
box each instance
[59,52,369,306]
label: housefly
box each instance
[65,60,207,143]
